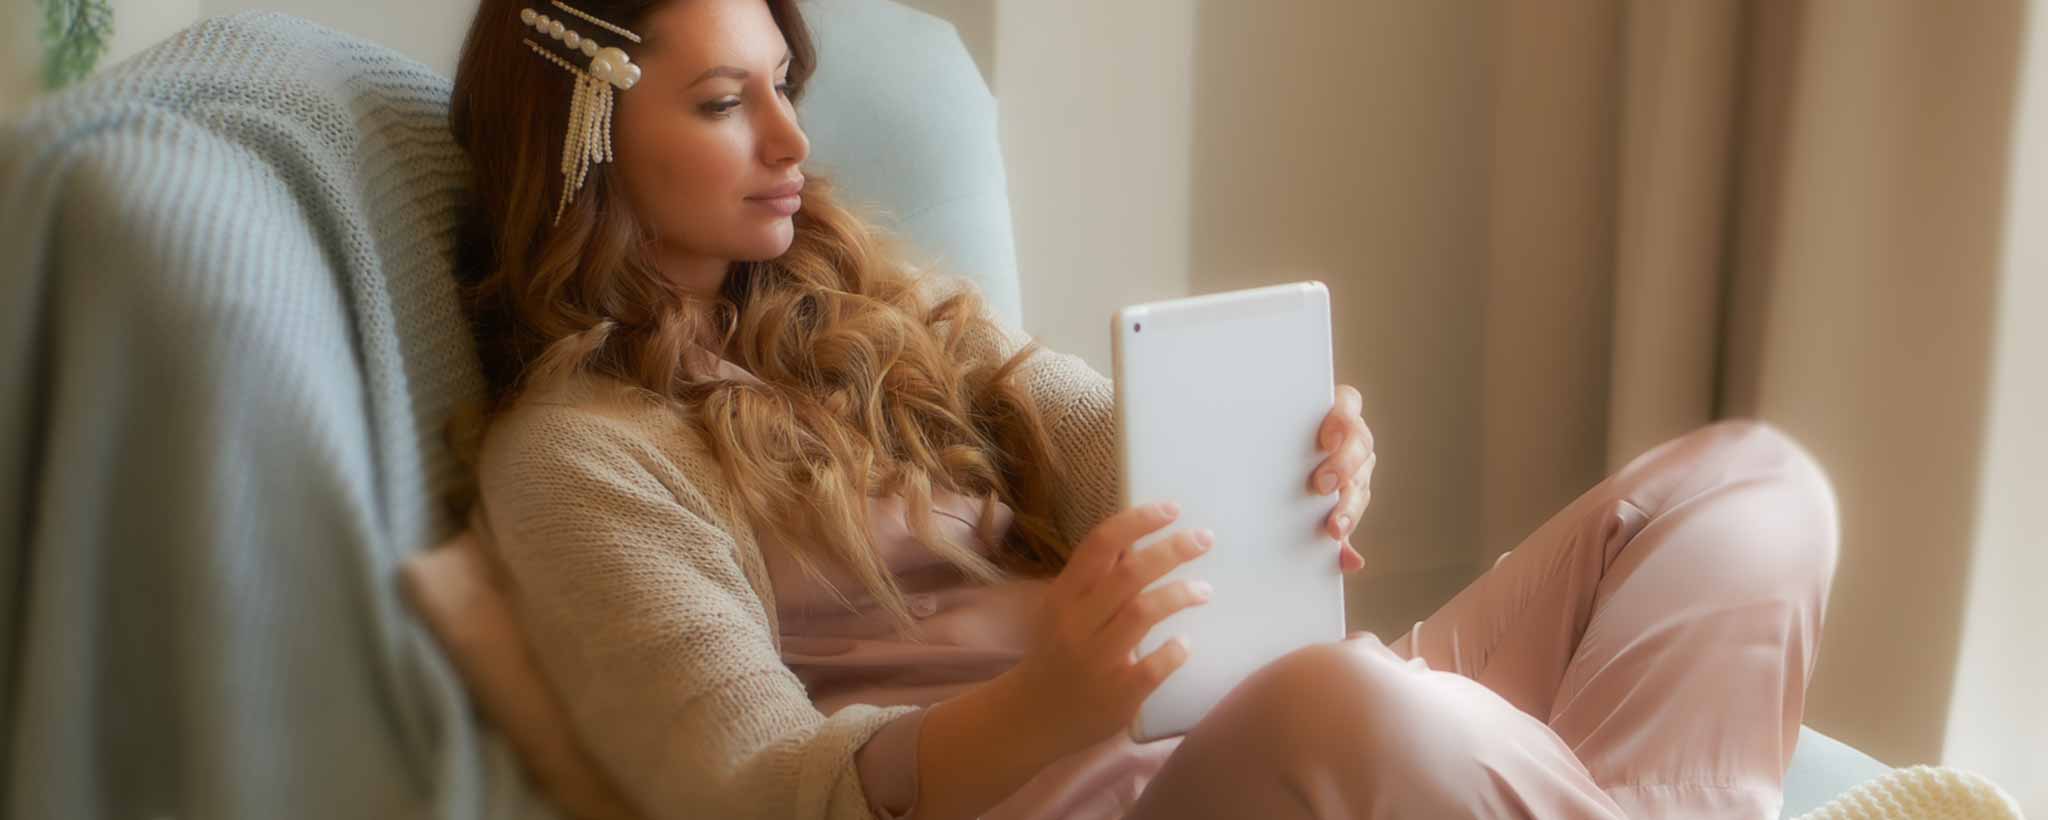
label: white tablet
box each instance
[1112,281,1347,743]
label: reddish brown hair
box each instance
[446,0,1073,632]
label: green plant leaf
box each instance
[40,0,115,90]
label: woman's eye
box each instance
[700,83,793,117]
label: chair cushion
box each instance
[1783,726,1891,818]
[401,527,637,820]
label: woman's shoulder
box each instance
[902,267,1039,358]
[907,266,977,303]
[471,371,760,554]
[476,371,717,486]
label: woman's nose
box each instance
[760,98,809,166]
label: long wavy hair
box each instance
[447,0,1073,634]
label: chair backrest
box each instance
[800,0,1023,324]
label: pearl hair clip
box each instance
[519,2,645,224]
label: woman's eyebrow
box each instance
[686,52,793,88]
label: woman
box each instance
[445,0,1840,818]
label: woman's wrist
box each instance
[910,670,1070,820]
[979,666,1075,765]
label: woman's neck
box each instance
[654,243,731,296]
[651,246,736,359]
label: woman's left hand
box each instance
[1312,384,1375,573]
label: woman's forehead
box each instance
[637,0,788,73]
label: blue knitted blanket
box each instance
[0,13,545,819]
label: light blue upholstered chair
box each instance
[0,1,1883,817]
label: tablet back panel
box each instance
[1112,281,1346,742]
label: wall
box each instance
[199,0,465,74]
[1942,0,2048,808]
[895,0,992,84]
[991,0,1196,372]
[3,0,38,115]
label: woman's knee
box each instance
[1654,419,1842,601]
[1212,640,1556,807]
[1220,640,1487,764]
[1720,421,1838,577]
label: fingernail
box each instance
[1337,515,1352,533]
[1188,580,1213,600]
[1156,501,1180,517]
[1316,472,1337,494]
[1195,529,1215,548]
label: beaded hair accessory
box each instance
[518,2,645,224]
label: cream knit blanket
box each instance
[1799,766,2025,820]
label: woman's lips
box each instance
[748,193,802,216]
[748,178,805,216]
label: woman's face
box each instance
[613,0,809,291]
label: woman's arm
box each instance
[479,395,925,820]
[846,669,1058,820]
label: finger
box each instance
[1311,433,1371,495]
[1348,476,1374,527]
[1076,527,1212,633]
[1327,486,1372,539]
[1346,412,1376,455]
[1317,385,1364,451]
[1054,502,1180,601]
[1326,449,1377,534]
[1339,541,1365,573]
[1126,634,1193,696]
[1317,411,1345,453]
[1103,578,1213,655]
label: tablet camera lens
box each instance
[1135,323,1143,333]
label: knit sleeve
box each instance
[1004,324,1122,548]
[476,393,919,820]
[924,273,1124,548]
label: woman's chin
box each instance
[733,222,797,261]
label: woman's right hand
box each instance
[994,501,1214,759]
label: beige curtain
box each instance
[1476,0,2042,802]
[1479,0,1745,574]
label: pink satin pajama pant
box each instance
[1127,420,1841,819]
